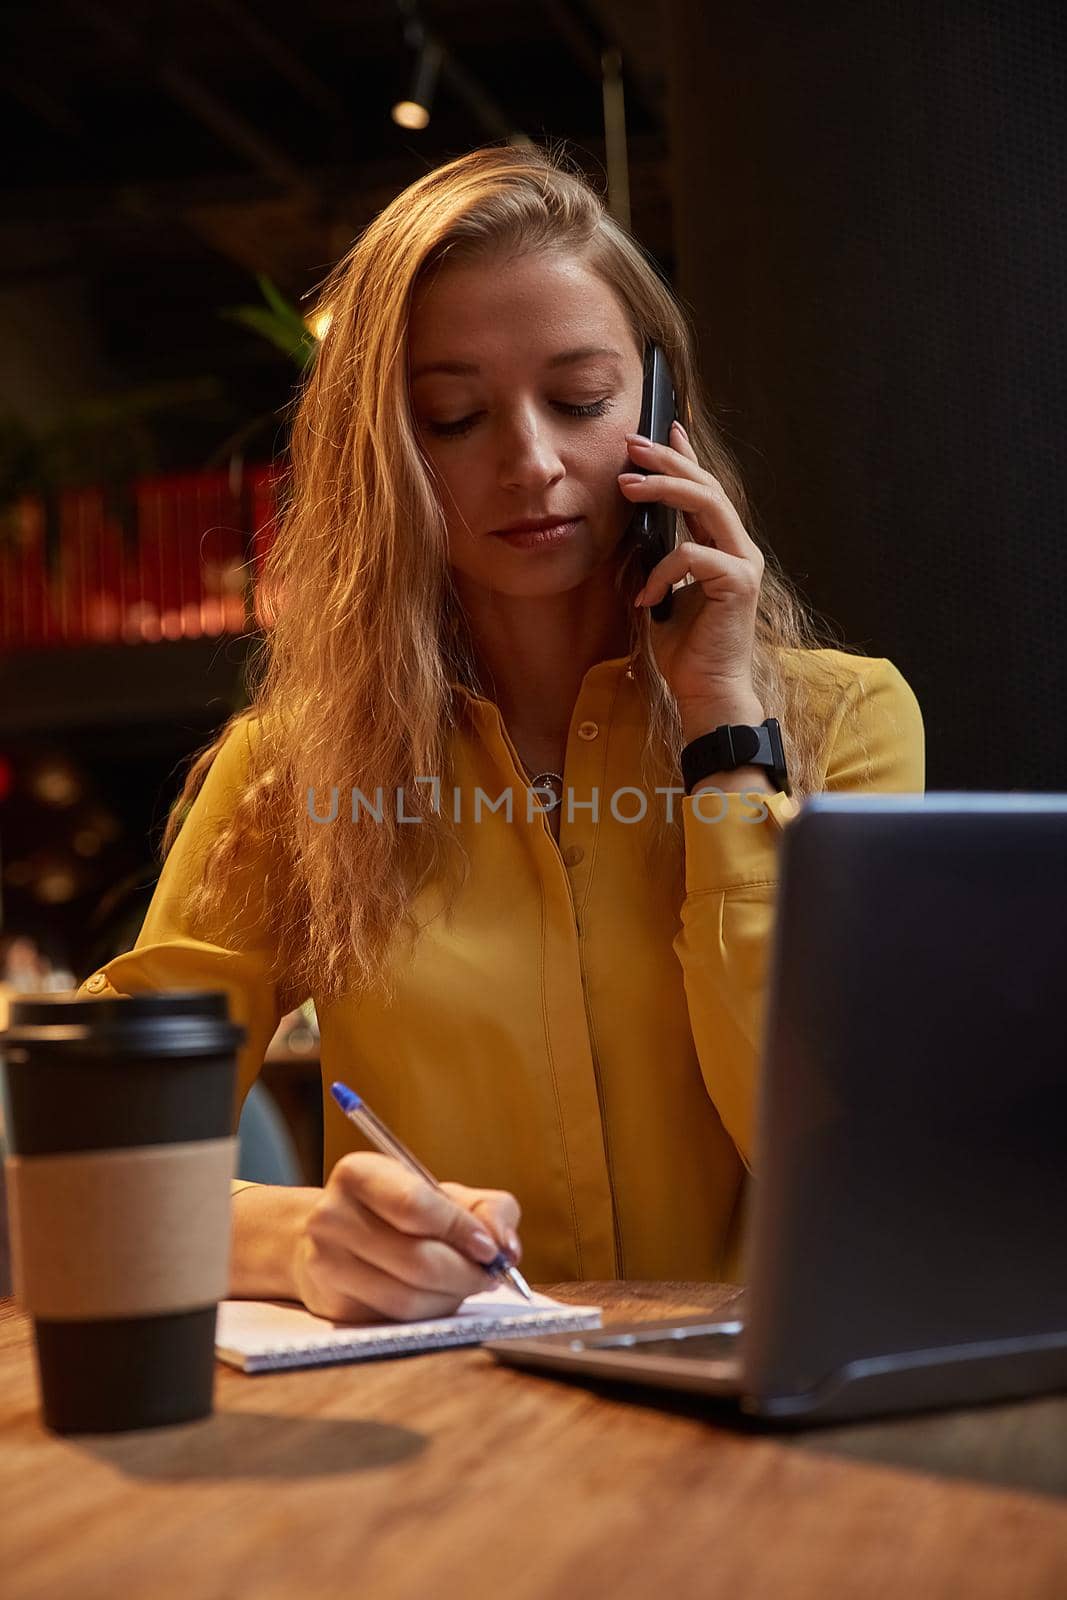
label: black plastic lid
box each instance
[0,990,247,1059]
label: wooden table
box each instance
[2,1284,1065,1599]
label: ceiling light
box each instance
[392,36,442,131]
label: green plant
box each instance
[221,274,319,369]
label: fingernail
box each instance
[626,432,652,445]
[504,1228,522,1261]
[469,1229,501,1264]
[618,472,643,483]
[672,419,688,436]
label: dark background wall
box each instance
[664,0,1067,790]
[4,0,1066,978]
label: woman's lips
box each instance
[491,518,583,550]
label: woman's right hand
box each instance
[291,1152,523,1323]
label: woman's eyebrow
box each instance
[411,345,625,381]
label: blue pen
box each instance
[329,1081,534,1302]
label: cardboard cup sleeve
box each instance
[7,1137,236,1321]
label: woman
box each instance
[79,144,924,1321]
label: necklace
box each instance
[512,651,636,809]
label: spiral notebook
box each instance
[215,1285,603,1373]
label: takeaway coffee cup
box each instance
[0,991,245,1434]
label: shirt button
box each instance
[562,844,585,867]
[84,972,108,994]
[577,721,599,741]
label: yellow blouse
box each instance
[78,648,924,1284]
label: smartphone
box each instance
[627,342,677,622]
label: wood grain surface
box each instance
[2,1284,1065,1600]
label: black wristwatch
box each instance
[680,717,791,797]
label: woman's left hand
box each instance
[620,420,765,717]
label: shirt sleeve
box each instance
[76,718,288,1130]
[672,656,926,1169]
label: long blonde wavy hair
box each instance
[163,142,867,1007]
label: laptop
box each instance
[486,794,1067,1424]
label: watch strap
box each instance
[681,718,790,796]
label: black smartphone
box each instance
[627,342,677,622]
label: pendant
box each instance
[527,771,564,811]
